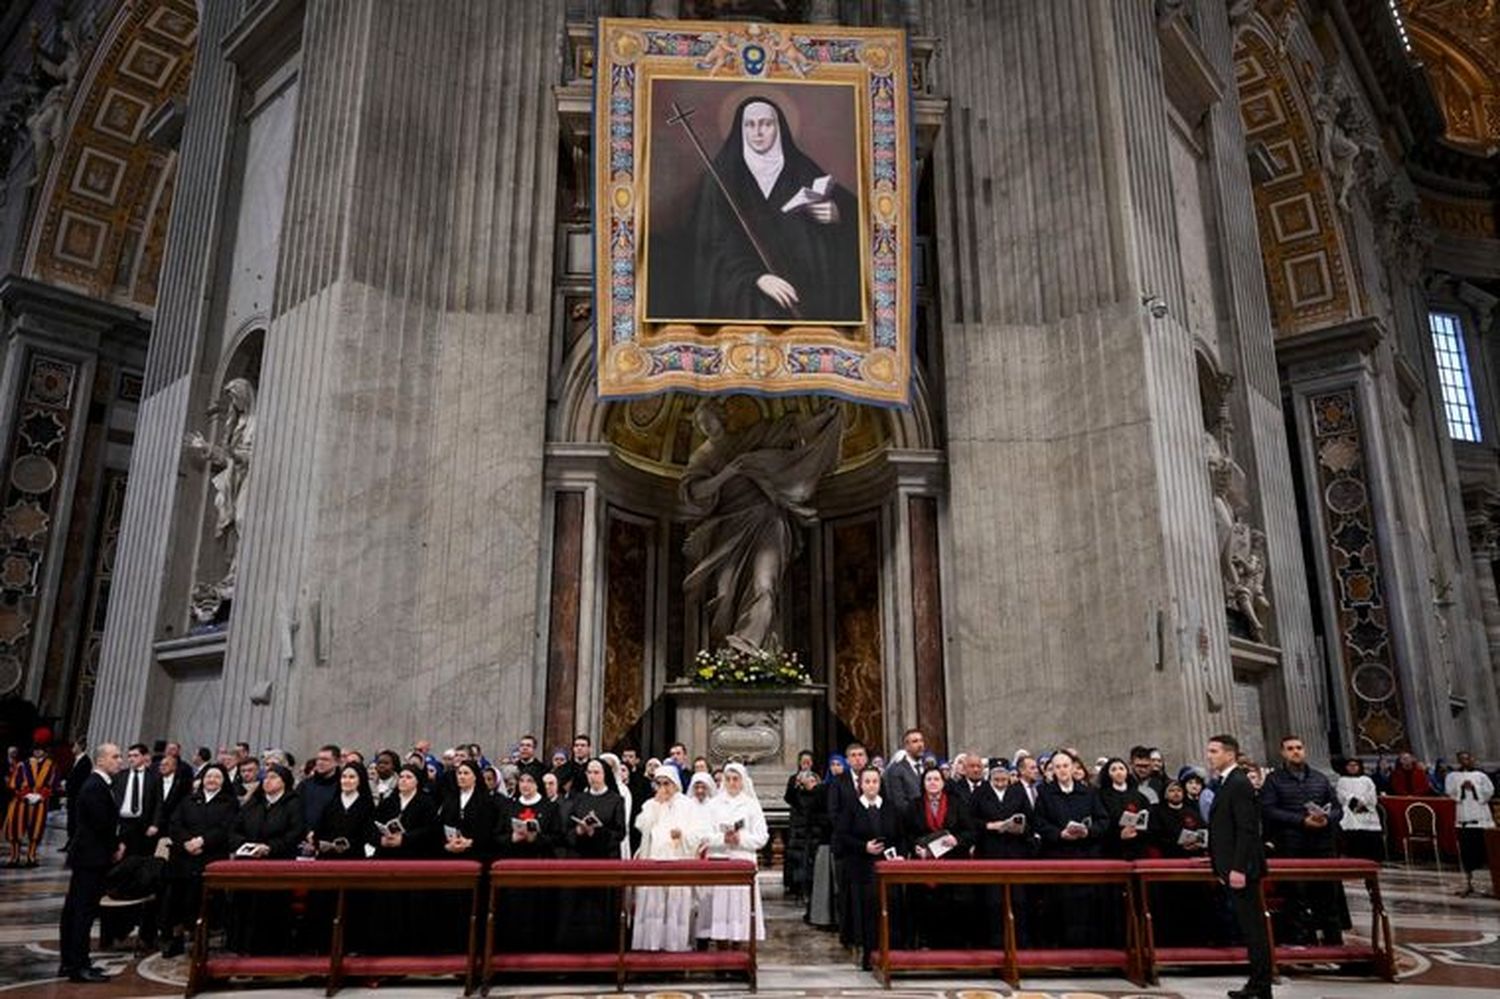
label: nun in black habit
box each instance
[559,758,627,952]
[667,95,862,323]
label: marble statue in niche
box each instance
[1309,66,1379,213]
[183,378,256,630]
[1203,373,1273,642]
[24,20,81,188]
[680,400,843,654]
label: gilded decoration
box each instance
[605,392,890,476]
[594,18,915,406]
[23,0,197,309]
[1308,389,1409,753]
[1401,1,1500,155]
[1233,32,1361,337]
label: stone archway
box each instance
[22,0,198,310]
[1232,24,1363,338]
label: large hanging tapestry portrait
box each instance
[594,18,914,406]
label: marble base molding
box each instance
[666,682,825,820]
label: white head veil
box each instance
[654,765,683,795]
[687,771,717,802]
[740,100,785,199]
[723,761,756,799]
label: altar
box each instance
[665,683,825,822]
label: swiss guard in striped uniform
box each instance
[5,729,57,867]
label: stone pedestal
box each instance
[666,684,825,822]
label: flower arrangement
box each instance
[692,646,812,688]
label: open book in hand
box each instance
[916,830,959,859]
[318,837,351,854]
[1063,819,1091,838]
[781,175,833,214]
[373,817,405,838]
[1304,801,1332,817]
[233,842,265,859]
[511,817,540,835]
[443,825,460,841]
[1003,813,1026,833]
[570,810,602,829]
[1118,809,1150,830]
[719,818,746,834]
[1178,828,1209,849]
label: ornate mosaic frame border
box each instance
[594,17,913,407]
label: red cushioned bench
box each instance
[1133,857,1394,983]
[484,859,759,993]
[186,859,484,996]
[874,859,1142,988]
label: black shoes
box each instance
[1227,982,1271,999]
[60,966,108,983]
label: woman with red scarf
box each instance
[494,770,561,953]
[902,767,974,948]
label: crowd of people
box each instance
[4,724,1495,988]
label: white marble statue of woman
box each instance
[680,401,843,654]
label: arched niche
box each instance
[543,323,946,759]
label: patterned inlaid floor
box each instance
[3,816,1500,997]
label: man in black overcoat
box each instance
[59,743,124,983]
[1207,734,1272,999]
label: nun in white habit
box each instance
[687,771,720,942]
[701,762,768,941]
[631,767,707,951]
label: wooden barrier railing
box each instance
[1262,858,1395,981]
[874,857,1396,988]
[186,859,484,996]
[484,859,759,993]
[874,859,1142,988]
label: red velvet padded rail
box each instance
[875,859,1135,875]
[883,948,1007,968]
[490,953,619,972]
[1273,944,1379,962]
[491,859,756,874]
[1151,946,1252,963]
[621,950,752,970]
[1014,947,1131,967]
[204,859,483,881]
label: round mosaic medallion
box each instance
[1351,661,1397,703]
[0,654,21,695]
[9,453,57,494]
[1325,477,1367,514]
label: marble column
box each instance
[926,0,1234,765]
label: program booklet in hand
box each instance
[318,837,351,854]
[511,817,540,835]
[916,830,959,859]
[1004,813,1026,833]
[571,810,602,829]
[1178,828,1209,849]
[233,842,263,859]
[1118,810,1150,830]
[1063,819,1091,838]
[373,817,405,838]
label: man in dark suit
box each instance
[834,765,905,970]
[112,743,162,857]
[828,741,868,947]
[883,729,926,815]
[60,743,123,983]
[63,738,92,848]
[1207,733,1272,999]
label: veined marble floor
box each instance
[3,815,1498,998]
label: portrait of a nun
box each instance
[660,95,862,324]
